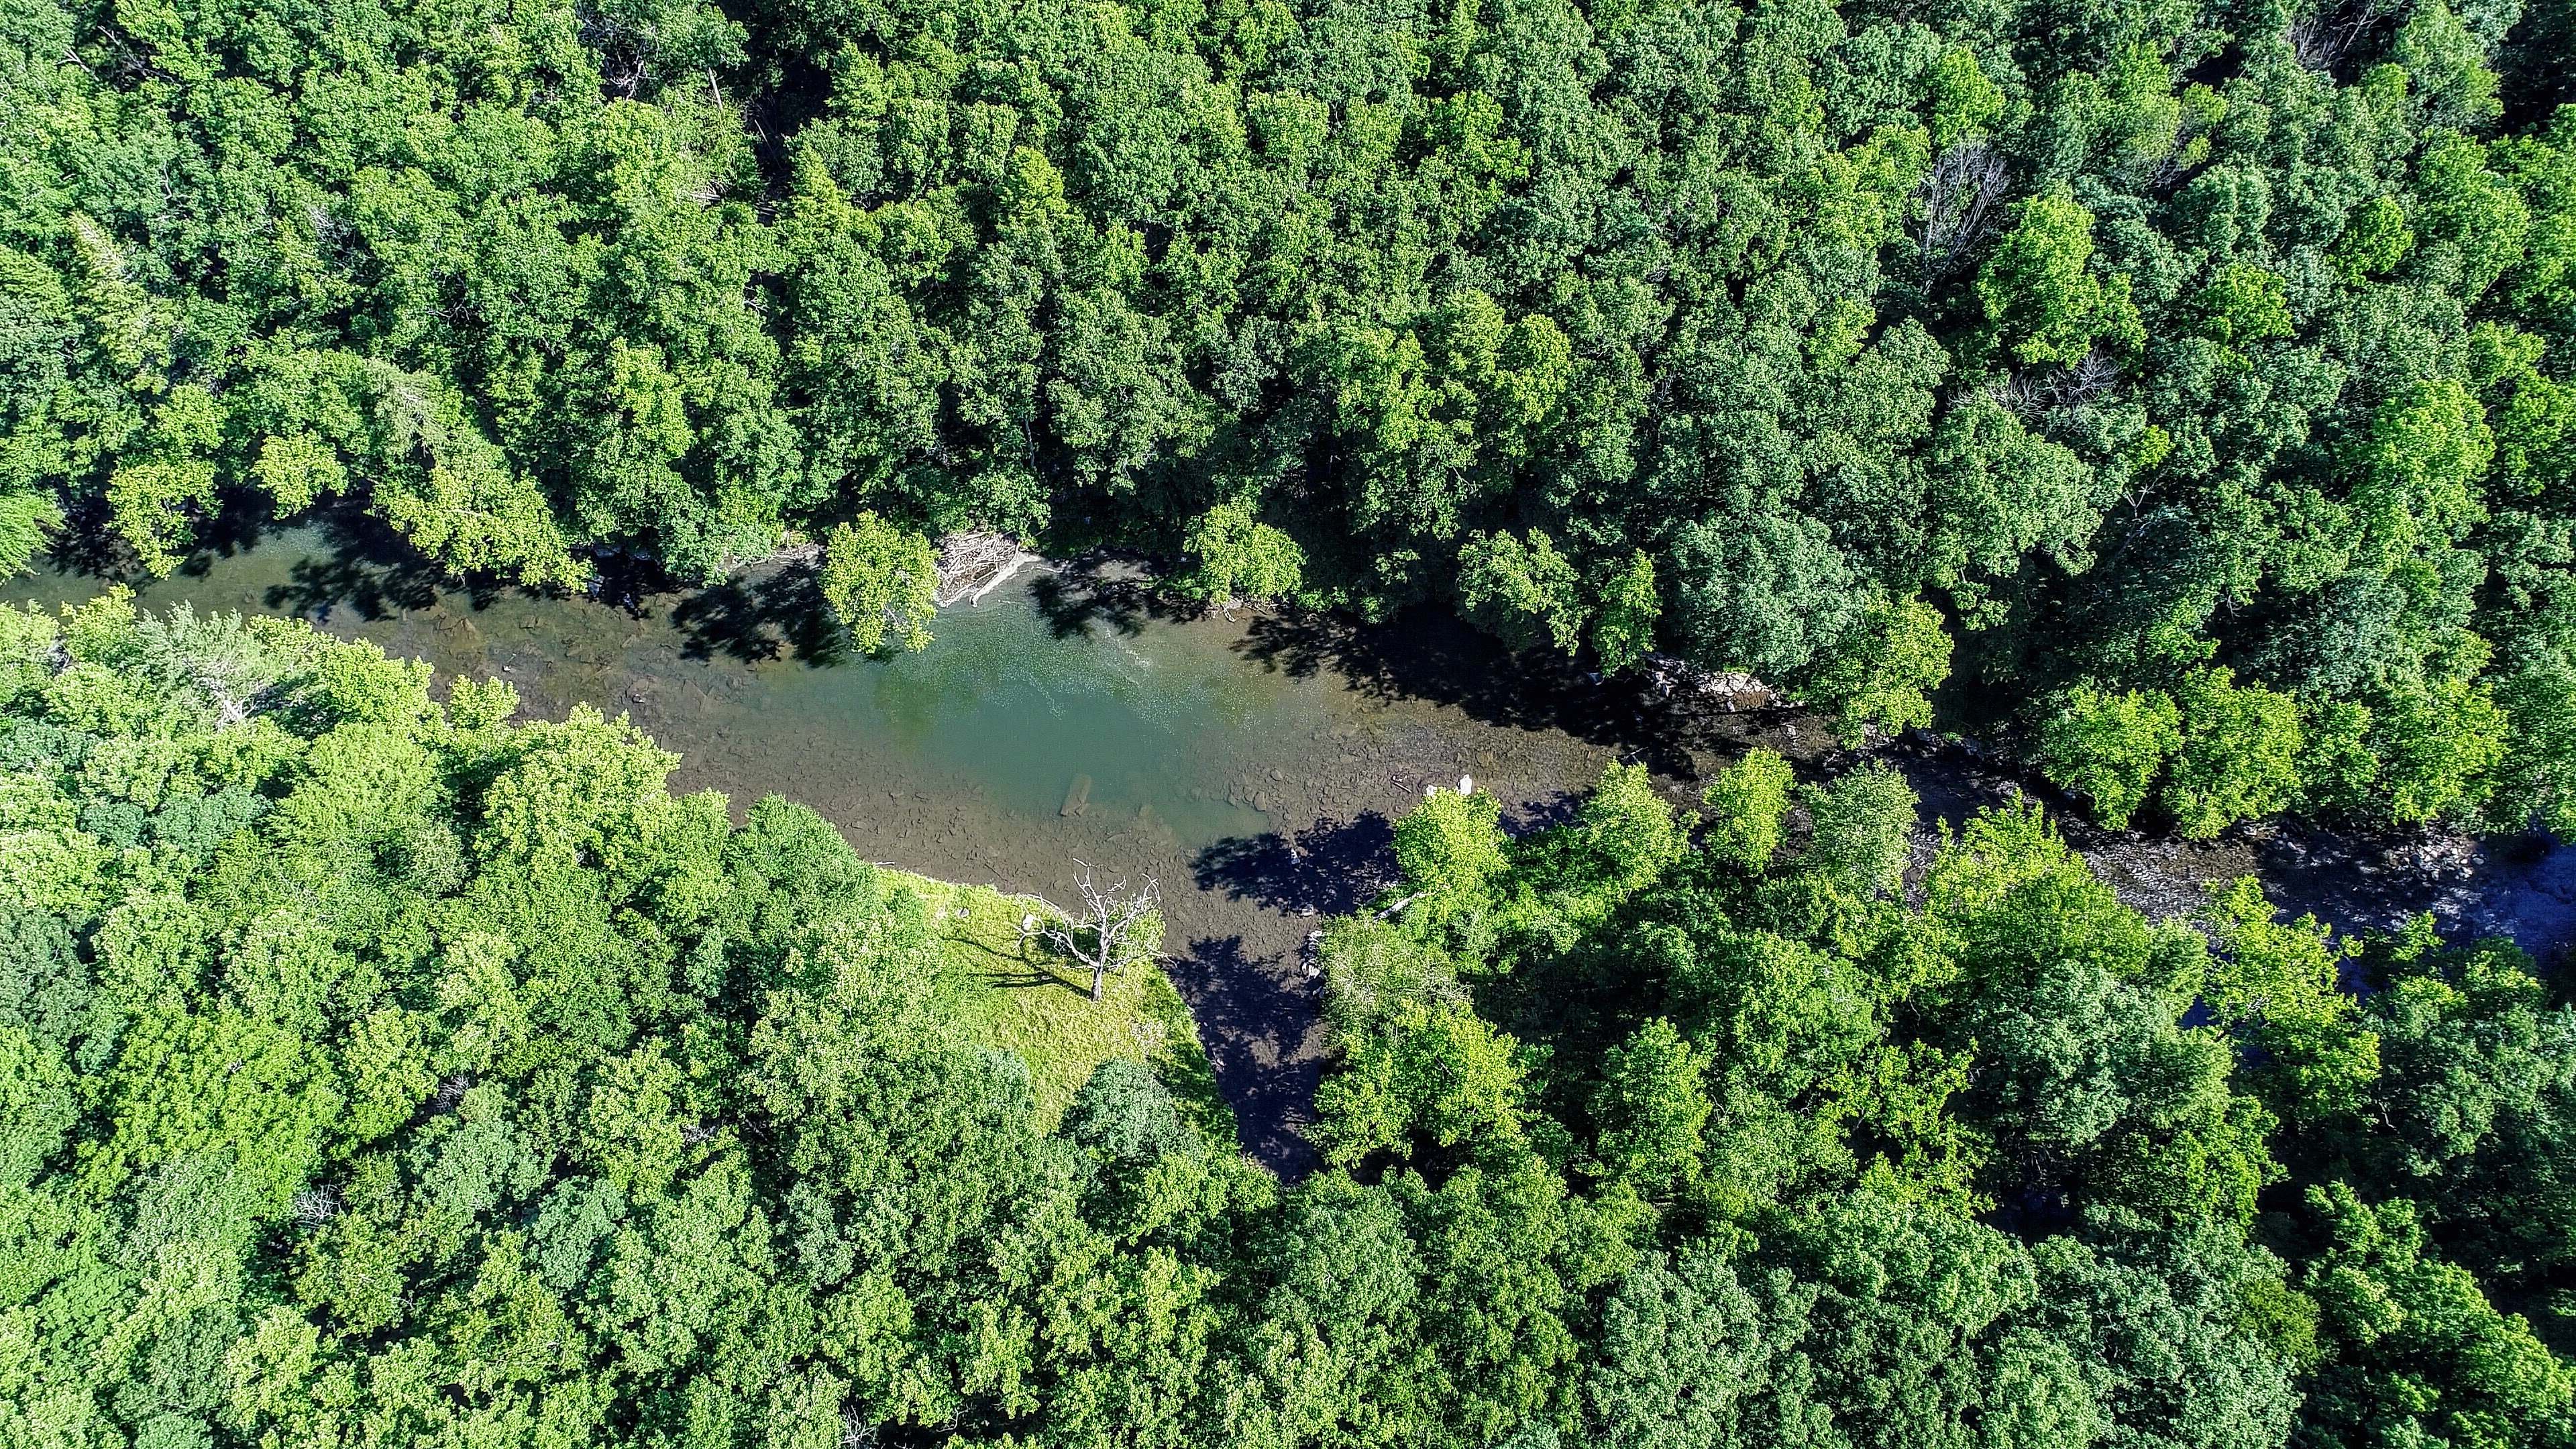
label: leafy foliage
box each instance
[1181,498,1306,606]
[11,593,2575,1448]
[1303,761,2576,1448]
[820,513,938,654]
[1460,529,1587,655]
[3,0,2574,833]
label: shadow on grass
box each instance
[910,878,1243,1146]
[978,962,1087,992]
[940,928,1091,994]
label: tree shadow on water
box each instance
[1163,934,1323,1178]
[1501,789,1587,836]
[1026,566,1189,641]
[667,561,847,667]
[1234,603,1703,780]
[2238,821,2506,944]
[262,509,500,621]
[46,491,307,590]
[1191,812,1397,918]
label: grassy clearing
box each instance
[883,871,1232,1141]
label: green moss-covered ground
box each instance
[885,873,1231,1141]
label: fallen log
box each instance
[935,531,1052,606]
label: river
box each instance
[13,512,2573,1170]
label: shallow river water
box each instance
[14,514,2574,1170]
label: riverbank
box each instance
[11,513,2569,1174]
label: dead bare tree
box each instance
[2063,345,2121,404]
[1976,344,2124,421]
[2290,0,2390,71]
[1917,140,2011,278]
[1028,862,1162,1001]
[1983,369,2051,417]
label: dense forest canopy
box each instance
[0,596,1279,1448]
[5,0,2576,835]
[2,598,2571,1447]
[10,0,2576,1438]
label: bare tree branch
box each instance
[1027,861,1161,1001]
[2290,0,2392,70]
[1917,140,2010,278]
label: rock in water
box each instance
[1060,773,1093,817]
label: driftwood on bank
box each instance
[1635,653,1778,711]
[934,531,1050,606]
[720,530,1044,608]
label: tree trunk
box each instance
[1090,965,1106,1001]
